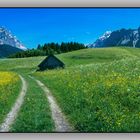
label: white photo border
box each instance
[0,0,140,7]
[0,1,140,140]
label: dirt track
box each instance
[0,75,27,132]
[29,76,73,132]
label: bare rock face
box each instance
[0,27,27,57]
[0,27,27,50]
[88,27,140,48]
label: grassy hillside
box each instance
[0,47,139,72]
[34,58,140,132]
[33,47,140,132]
[58,47,138,66]
[0,47,140,132]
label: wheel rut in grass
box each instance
[0,75,27,132]
[29,76,73,132]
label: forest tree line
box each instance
[9,42,87,58]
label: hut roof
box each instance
[38,54,65,69]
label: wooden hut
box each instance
[38,54,65,71]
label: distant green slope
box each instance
[0,47,139,72]
[57,47,140,67]
[0,44,23,58]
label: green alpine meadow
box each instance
[0,47,140,132]
[1,8,140,133]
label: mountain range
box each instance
[1,26,140,58]
[88,27,140,48]
[0,27,27,57]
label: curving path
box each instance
[29,76,73,132]
[0,74,73,132]
[0,75,27,132]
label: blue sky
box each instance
[0,8,140,48]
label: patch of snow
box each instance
[133,30,139,48]
[88,31,112,48]
[120,36,130,45]
[99,31,112,41]
[0,27,27,51]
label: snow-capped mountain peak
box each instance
[88,27,140,48]
[99,31,112,41]
[0,27,27,51]
[87,31,112,48]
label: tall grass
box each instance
[34,58,140,132]
[0,72,21,124]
